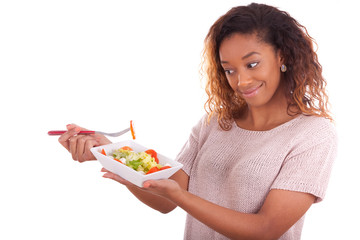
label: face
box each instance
[219,33,284,109]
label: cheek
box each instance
[268,71,281,89]
[225,76,236,89]
[261,65,281,87]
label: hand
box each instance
[142,178,184,201]
[58,124,112,162]
[102,168,181,213]
[102,168,184,201]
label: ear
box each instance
[277,50,285,66]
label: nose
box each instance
[236,71,252,87]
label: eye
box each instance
[224,69,235,75]
[247,62,259,69]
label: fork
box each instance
[48,127,130,137]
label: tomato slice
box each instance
[114,158,124,164]
[145,149,159,163]
[130,120,136,140]
[160,166,171,171]
[145,149,157,158]
[101,149,106,156]
[146,166,159,175]
[121,146,133,151]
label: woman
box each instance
[59,3,337,239]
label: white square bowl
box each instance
[90,140,183,187]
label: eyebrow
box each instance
[220,51,261,64]
[241,51,260,60]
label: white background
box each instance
[1,0,358,239]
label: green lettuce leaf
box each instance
[128,159,142,170]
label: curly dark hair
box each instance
[202,3,332,130]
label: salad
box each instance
[101,146,171,175]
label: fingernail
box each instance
[75,127,81,132]
[66,124,73,130]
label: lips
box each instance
[240,83,263,98]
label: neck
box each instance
[244,105,296,131]
[236,85,299,131]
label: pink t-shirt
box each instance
[176,114,337,240]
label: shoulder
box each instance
[294,114,336,140]
[190,113,223,143]
[194,113,220,131]
[288,114,337,154]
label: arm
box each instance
[143,180,315,240]
[58,124,190,214]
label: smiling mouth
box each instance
[240,83,263,98]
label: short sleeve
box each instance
[271,127,337,203]
[175,116,205,176]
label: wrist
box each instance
[169,187,188,206]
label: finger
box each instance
[94,134,112,146]
[66,124,76,130]
[143,180,158,189]
[102,171,132,186]
[141,180,168,198]
[58,126,81,151]
[67,123,90,131]
[76,135,87,160]
[142,179,171,192]
[80,138,100,162]
[69,134,83,160]
[102,172,125,184]
[76,135,97,162]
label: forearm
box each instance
[142,176,314,239]
[173,190,270,240]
